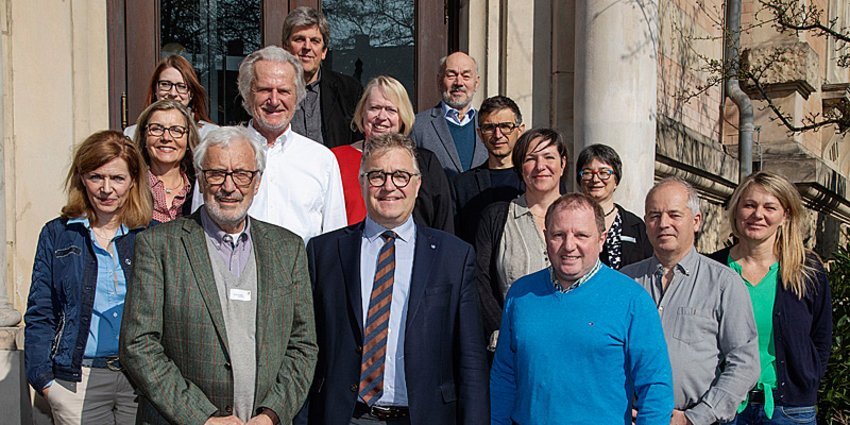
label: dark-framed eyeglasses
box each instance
[579,168,615,182]
[361,170,420,188]
[156,80,190,94]
[480,122,520,135]
[201,169,260,187]
[147,123,188,138]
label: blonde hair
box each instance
[726,171,818,298]
[352,76,415,136]
[61,130,152,228]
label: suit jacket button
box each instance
[224,362,232,370]
[225,405,233,414]
[356,345,362,353]
[350,384,358,392]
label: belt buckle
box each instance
[105,356,122,372]
[370,405,397,420]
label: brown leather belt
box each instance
[354,402,409,420]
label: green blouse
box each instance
[728,255,779,418]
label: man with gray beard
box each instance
[121,126,318,425]
[411,52,488,179]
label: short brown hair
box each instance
[143,55,211,123]
[545,192,605,235]
[360,133,420,175]
[61,130,152,228]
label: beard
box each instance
[441,88,472,110]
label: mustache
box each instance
[214,190,243,202]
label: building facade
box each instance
[0,0,848,421]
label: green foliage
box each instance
[819,241,850,424]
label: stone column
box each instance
[573,0,659,216]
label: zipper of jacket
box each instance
[50,310,66,359]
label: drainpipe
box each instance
[725,0,754,182]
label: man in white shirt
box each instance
[194,46,346,243]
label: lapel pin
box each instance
[430,243,436,249]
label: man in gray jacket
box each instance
[622,177,759,425]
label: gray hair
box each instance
[647,176,701,215]
[282,6,330,48]
[237,46,306,113]
[438,52,480,77]
[359,133,420,175]
[194,126,267,174]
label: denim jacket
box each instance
[24,217,142,391]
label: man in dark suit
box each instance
[411,52,488,179]
[283,6,363,148]
[452,95,526,243]
[300,133,489,424]
[120,126,318,425]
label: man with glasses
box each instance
[452,96,526,243]
[297,133,489,425]
[192,45,347,244]
[121,126,318,425]
[412,52,488,179]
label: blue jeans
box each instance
[727,403,817,425]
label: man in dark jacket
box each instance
[452,95,525,243]
[282,6,363,148]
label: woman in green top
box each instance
[709,171,832,425]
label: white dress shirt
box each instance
[359,215,416,406]
[193,123,347,244]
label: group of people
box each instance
[22,6,833,425]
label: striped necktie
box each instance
[359,231,396,405]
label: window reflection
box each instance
[323,0,416,107]
[160,0,261,126]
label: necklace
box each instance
[91,226,118,244]
[163,179,183,194]
[605,206,617,217]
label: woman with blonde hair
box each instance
[25,130,151,424]
[332,75,454,231]
[132,99,200,222]
[709,171,832,425]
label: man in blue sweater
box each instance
[490,193,674,425]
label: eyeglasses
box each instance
[157,80,190,94]
[361,170,420,188]
[201,169,260,187]
[479,122,520,136]
[147,123,188,138]
[579,168,615,182]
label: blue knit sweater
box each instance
[490,266,674,425]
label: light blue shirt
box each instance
[441,101,476,126]
[68,217,129,359]
[359,215,416,406]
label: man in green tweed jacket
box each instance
[120,126,317,425]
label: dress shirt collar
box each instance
[67,216,129,239]
[550,259,602,293]
[307,68,322,90]
[440,101,476,126]
[247,120,294,149]
[363,215,415,244]
[200,206,252,248]
[651,246,698,277]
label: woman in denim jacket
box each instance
[25,130,151,424]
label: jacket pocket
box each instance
[440,382,457,403]
[50,310,66,359]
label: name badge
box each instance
[229,288,252,302]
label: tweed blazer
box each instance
[411,105,488,179]
[119,212,318,424]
